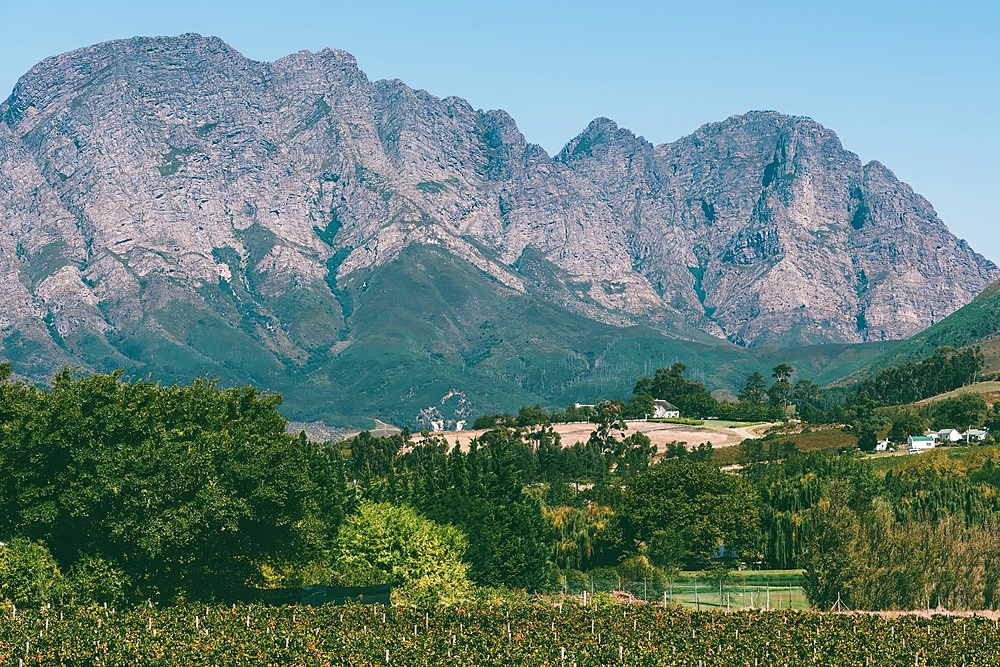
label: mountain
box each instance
[859,278,1000,377]
[0,34,992,425]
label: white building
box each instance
[935,429,963,443]
[908,435,936,453]
[963,429,988,442]
[653,399,680,419]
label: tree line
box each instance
[2,350,1000,612]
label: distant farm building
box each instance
[964,428,988,442]
[908,435,936,454]
[653,400,680,419]
[935,429,963,443]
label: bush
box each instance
[334,502,472,606]
[67,556,131,605]
[0,538,66,606]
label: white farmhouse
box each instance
[653,399,680,419]
[935,429,963,443]
[908,435,936,453]
[963,428,988,442]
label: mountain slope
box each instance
[0,34,994,425]
[860,278,1000,377]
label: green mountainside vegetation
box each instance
[3,246,897,430]
[856,278,1000,378]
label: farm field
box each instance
[430,420,775,453]
[711,427,858,465]
[4,602,1000,666]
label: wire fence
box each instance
[554,572,809,611]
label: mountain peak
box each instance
[556,117,651,163]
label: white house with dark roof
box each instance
[935,429,963,443]
[653,399,680,419]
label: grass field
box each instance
[915,380,1000,406]
[711,427,856,465]
[667,571,808,612]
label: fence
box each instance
[554,571,808,611]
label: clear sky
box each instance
[2,0,997,262]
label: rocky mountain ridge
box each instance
[0,34,995,423]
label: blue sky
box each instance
[2,0,998,262]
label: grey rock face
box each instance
[0,34,995,377]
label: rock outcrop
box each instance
[0,34,995,386]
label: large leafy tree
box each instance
[738,372,768,405]
[617,460,760,566]
[0,370,346,601]
[0,538,66,606]
[767,364,794,410]
[334,502,471,605]
[887,412,928,443]
[799,490,864,609]
[633,363,717,418]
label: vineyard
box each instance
[0,601,998,666]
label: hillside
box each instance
[913,381,1000,407]
[858,278,1000,378]
[0,34,993,426]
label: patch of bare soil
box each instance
[427,421,776,453]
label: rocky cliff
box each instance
[0,35,994,421]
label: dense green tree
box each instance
[624,393,655,420]
[799,487,864,609]
[738,439,765,465]
[67,556,131,605]
[932,394,988,431]
[634,364,718,418]
[344,430,403,485]
[887,412,928,443]
[852,346,983,407]
[334,502,471,605]
[791,378,821,406]
[856,428,878,453]
[516,405,550,428]
[618,460,760,566]
[738,372,768,405]
[768,364,794,410]
[0,538,66,606]
[0,371,346,601]
[615,432,656,476]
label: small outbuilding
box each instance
[908,435,936,454]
